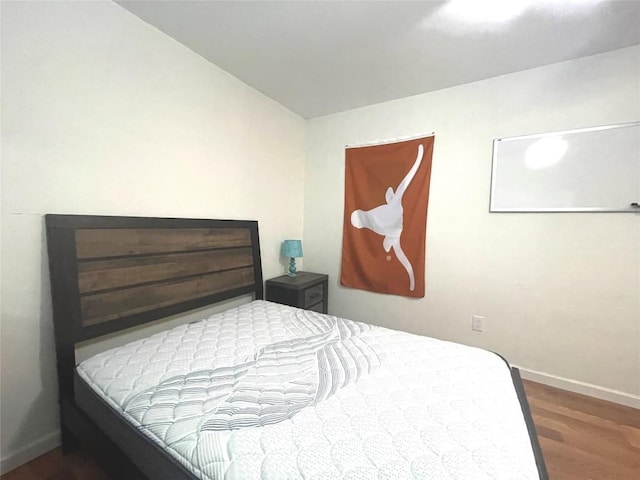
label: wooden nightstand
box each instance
[265,272,328,313]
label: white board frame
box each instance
[490,122,640,213]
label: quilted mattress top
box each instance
[77,300,540,479]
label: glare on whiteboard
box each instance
[441,0,528,23]
[524,136,569,170]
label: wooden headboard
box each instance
[46,214,263,349]
[46,214,263,466]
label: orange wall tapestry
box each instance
[341,135,435,298]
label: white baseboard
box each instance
[0,430,60,475]
[515,365,640,409]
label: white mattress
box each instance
[77,300,540,479]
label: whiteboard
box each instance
[490,122,640,212]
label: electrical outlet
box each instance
[472,315,485,333]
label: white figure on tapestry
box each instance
[350,144,424,291]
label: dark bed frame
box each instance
[45,213,547,480]
[46,214,264,479]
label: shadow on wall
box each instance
[3,219,61,461]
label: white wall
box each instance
[0,0,305,472]
[304,46,640,405]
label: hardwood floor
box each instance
[0,448,108,480]
[2,380,639,479]
[524,380,640,480]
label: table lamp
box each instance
[281,240,303,277]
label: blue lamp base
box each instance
[288,257,297,277]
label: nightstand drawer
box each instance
[307,301,324,313]
[304,284,324,308]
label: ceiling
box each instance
[115,0,640,119]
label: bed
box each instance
[45,214,548,480]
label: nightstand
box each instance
[265,272,328,313]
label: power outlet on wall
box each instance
[471,315,485,333]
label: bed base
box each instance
[73,375,194,479]
[45,214,547,480]
[60,398,147,479]
[511,368,549,480]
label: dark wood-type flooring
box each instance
[526,380,639,479]
[2,380,639,480]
